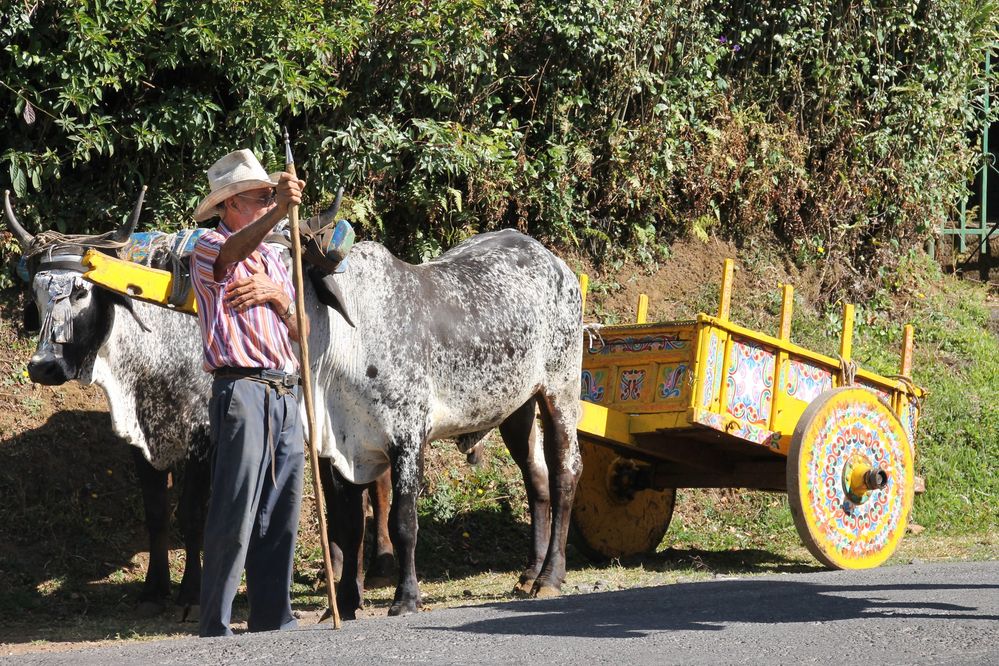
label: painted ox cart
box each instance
[573,260,925,570]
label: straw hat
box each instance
[193,149,282,222]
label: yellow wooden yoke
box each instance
[81,249,198,315]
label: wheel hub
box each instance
[606,457,652,503]
[842,454,889,508]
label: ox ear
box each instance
[23,301,40,333]
[309,268,355,328]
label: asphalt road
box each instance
[5,561,997,665]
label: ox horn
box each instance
[4,189,34,250]
[113,185,148,242]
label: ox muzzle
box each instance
[27,350,78,385]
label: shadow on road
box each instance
[424,575,999,639]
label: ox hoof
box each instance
[532,585,561,599]
[178,603,200,623]
[365,554,397,589]
[512,580,535,597]
[136,600,166,618]
[388,601,420,617]
[334,598,360,620]
[365,573,394,590]
[322,606,356,622]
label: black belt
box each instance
[213,366,300,388]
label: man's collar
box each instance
[217,220,235,238]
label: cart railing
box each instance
[578,259,924,456]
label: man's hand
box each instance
[224,264,290,314]
[273,172,305,219]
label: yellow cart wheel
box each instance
[570,437,676,560]
[788,387,914,570]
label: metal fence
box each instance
[933,49,997,278]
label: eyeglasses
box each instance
[235,190,276,206]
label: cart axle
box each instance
[608,458,654,502]
[863,468,889,491]
[846,461,889,503]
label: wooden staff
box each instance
[283,127,341,629]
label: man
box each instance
[189,148,308,637]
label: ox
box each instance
[4,190,211,617]
[306,228,583,617]
[2,191,399,614]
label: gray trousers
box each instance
[199,376,304,638]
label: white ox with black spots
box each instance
[307,228,583,618]
[4,190,210,618]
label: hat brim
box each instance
[193,172,282,222]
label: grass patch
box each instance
[814,255,997,533]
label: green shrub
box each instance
[2,1,997,283]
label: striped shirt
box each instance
[190,222,298,374]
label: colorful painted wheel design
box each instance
[570,437,676,560]
[788,387,914,569]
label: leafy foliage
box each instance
[2,1,997,284]
[2,0,363,232]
